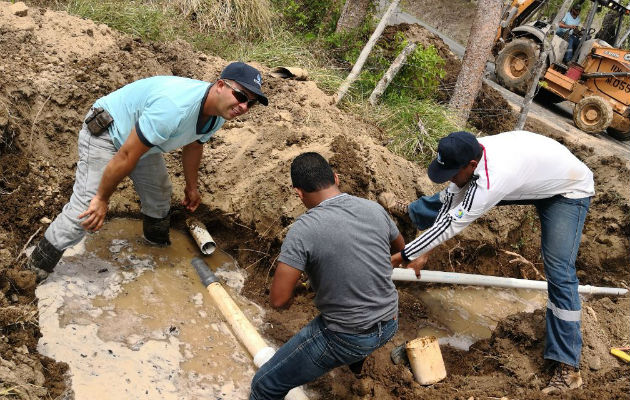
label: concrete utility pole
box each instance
[516,0,573,129]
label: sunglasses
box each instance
[222,80,258,108]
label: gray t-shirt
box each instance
[278,193,400,334]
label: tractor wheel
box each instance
[607,127,630,141]
[495,38,540,95]
[573,96,613,134]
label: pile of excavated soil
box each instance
[0,2,628,399]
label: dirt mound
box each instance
[0,1,628,399]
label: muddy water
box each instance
[36,219,262,399]
[412,286,546,350]
[35,219,548,399]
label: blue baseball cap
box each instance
[220,61,268,106]
[428,131,481,183]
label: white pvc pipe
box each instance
[191,258,308,400]
[391,268,629,296]
[187,218,216,255]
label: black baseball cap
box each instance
[220,62,268,106]
[427,131,482,183]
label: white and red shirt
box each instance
[402,131,594,260]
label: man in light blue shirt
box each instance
[26,62,268,281]
[557,5,582,63]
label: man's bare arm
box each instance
[181,141,203,212]
[270,262,302,309]
[390,233,405,255]
[79,128,149,231]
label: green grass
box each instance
[233,30,346,94]
[351,98,461,165]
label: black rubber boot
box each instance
[349,357,366,377]
[26,237,64,282]
[142,213,171,246]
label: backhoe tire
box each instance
[573,96,613,134]
[607,126,630,141]
[495,38,540,95]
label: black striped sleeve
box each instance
[402,181,480,260]
[435,191,454,221]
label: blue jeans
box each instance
[563,34,579,63]
[408,193,443,230]
[408,193,590,367]
[250,315,398,400]
[536,195,589,367]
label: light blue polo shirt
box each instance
[94,76,225,156]
[556,12,580,36]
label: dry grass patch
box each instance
[175,0,274,39]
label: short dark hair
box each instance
[291,152,335,193]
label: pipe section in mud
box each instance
[391,268,629,296]
[186,218,216,255]
[191,258,309,400]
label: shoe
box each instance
[349,357,366,377]
[377,192,408,217]
[25,237,64,283]
[390,343,409,366]
[542,363,583,394]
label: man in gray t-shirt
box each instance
[250,152,404,400]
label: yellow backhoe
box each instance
[494,0,630,140]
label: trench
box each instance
[412,286,545,350]
[36,219,261,399]
[35,218,548,399]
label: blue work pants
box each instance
[407,193,590,367]
[250,315,397,400]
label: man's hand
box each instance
[407,252,430,279]
[391,250,431,278]
[391,252,405,269]
[182,142,203,212]
[270,262,301,309]
[79,196,108,231]
[78,128,149,233]
[182,186,201,212]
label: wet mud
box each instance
[37,219,258,399]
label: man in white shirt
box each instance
[382,131,593,394]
